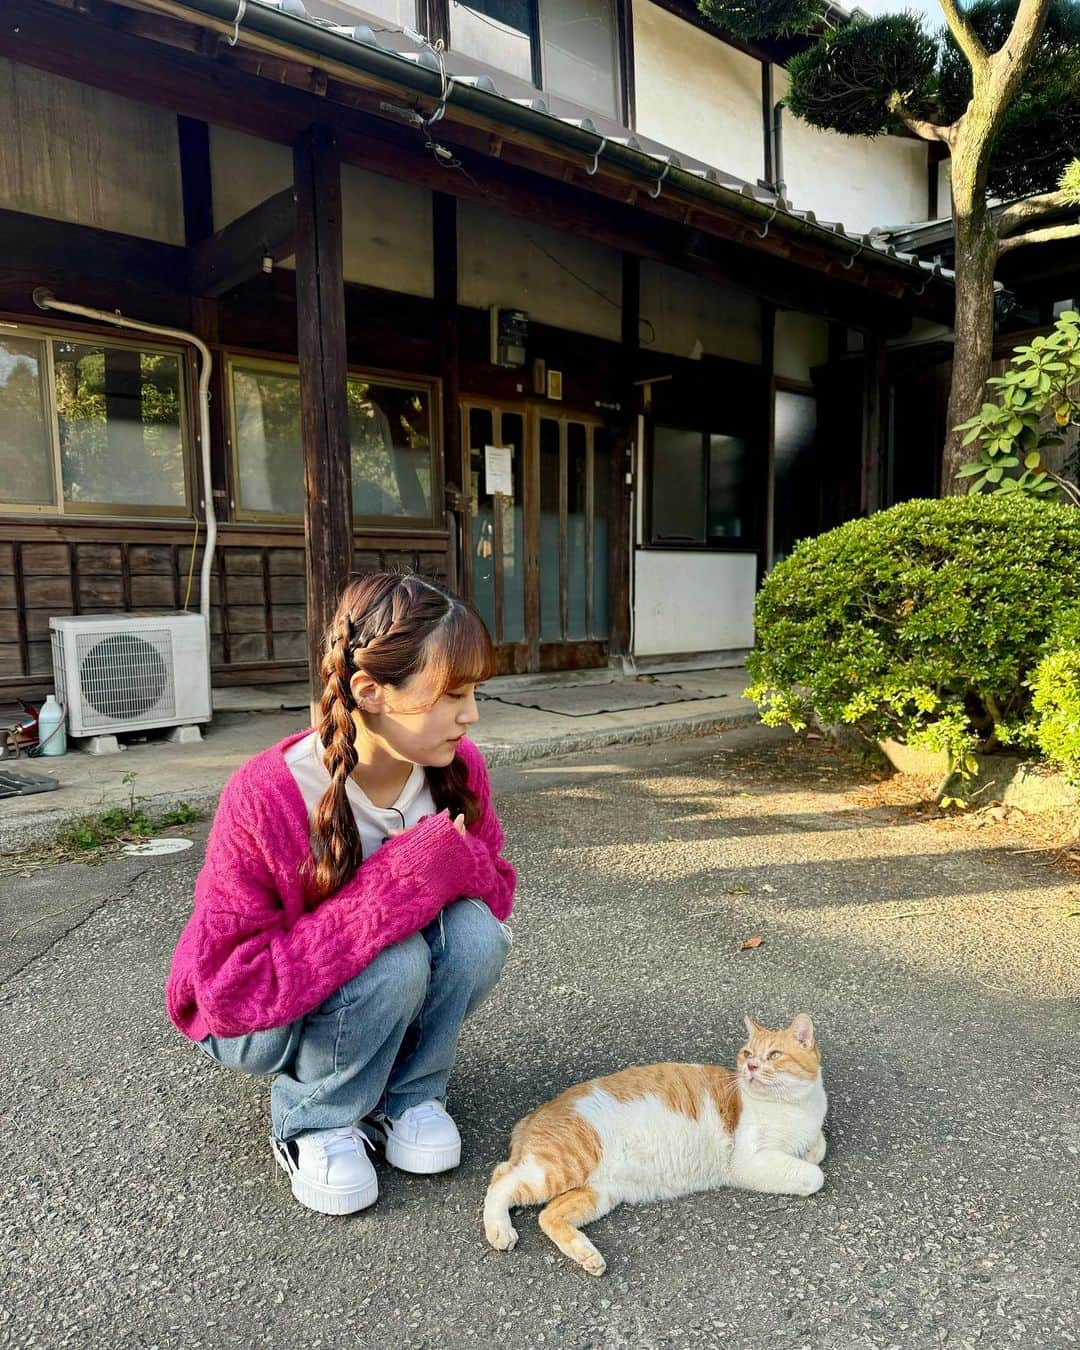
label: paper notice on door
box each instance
[485,445,514,498]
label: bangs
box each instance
[421,603,496,696]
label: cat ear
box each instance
[743,1014,764,1039]
[789,1013,815,1049]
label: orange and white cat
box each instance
[484,1014,826,1276]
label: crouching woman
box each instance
[165,572,515,1215]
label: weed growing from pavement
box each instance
[1,771,202,876]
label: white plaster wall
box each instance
[631,0,764,185]
[640,261,761,364]
[633,550,757,655]
[773,68,928,233]
[0,59,183,243]
[774,310,830,382]
[458,200,622,341]
[209,127,433,296]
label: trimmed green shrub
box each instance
[1027,606,1080,785]
[746,496,1080,769]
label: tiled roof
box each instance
[189,0,957,290]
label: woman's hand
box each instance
[406,808,467,839]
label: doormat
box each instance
[0,768,60,799]
[485,683,723,718]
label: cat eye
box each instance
[767,1050,782,1060]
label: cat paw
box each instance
[573,1245,606,1277]
[485,1218,519,1252]
[793,1163,825,1196]
[805,1133,827,1165]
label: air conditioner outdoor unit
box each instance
[50,613,212,746]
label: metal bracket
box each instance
[227,0,247,46]
[841,240,866,270]
[586,137,608,176]
[649,160,672,199]
[755,203,781,239]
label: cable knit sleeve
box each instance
[456,740,517,921]
[185,783,478,1037]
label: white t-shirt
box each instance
[284,731,437,854]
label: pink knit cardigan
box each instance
[165,731,515,1041]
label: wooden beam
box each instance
[189,187,297,297]
[0,207,187,292]
[293,125,352,696]
[3,0,949,325]
[177,116,214,245]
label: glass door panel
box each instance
[467,407,496,639]
[538,417,562,642]
[499,412,525,644]
[567,421,588,639]
[592,428,611,638]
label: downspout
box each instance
[33,290,218,625]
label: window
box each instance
[0,325,191,517]
[449,0,620,119]
[229,359,439,527]
[649,423,754,548]
[0,335,53,508]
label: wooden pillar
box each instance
[610,252,639,660]
[861,333,887,517]
[760,300,776,580]
[294,125,352,696]
[433,191,462,592]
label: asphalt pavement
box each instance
[2,726,1078,1349]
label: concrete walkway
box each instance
[3,729,1078,1348]
[0,666,755,851]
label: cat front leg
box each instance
[731,1149,824,1197]
[804,1133,827,1165]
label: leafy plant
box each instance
[53,774,202,852]
[1025,606,1080,784]
[956,308,1080,504]
[698,0,819,41]
[745,497,1080,781]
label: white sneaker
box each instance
[271,1125,378,1215]
[365,1101,462,1174]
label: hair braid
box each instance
[304,570,495,902]
[307,626,363,899]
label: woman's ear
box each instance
[349,669,384,711]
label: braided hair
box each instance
[306,571,495,901]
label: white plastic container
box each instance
[36,693,67,756]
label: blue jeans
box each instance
[196,898,510,1141]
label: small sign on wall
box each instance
[547,369,563,401]
[484,445,514,498]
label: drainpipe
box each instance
[32,290,217,624]
[772,102,786,200]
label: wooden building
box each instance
[0,0,954,706]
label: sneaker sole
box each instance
[383,1136,461,1175]
[272,1141,379,1215]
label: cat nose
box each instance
[747,1059,760,1072]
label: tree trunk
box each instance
[941,119,999,496]
[941,206,998,494]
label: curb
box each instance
[0,708,760,854]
